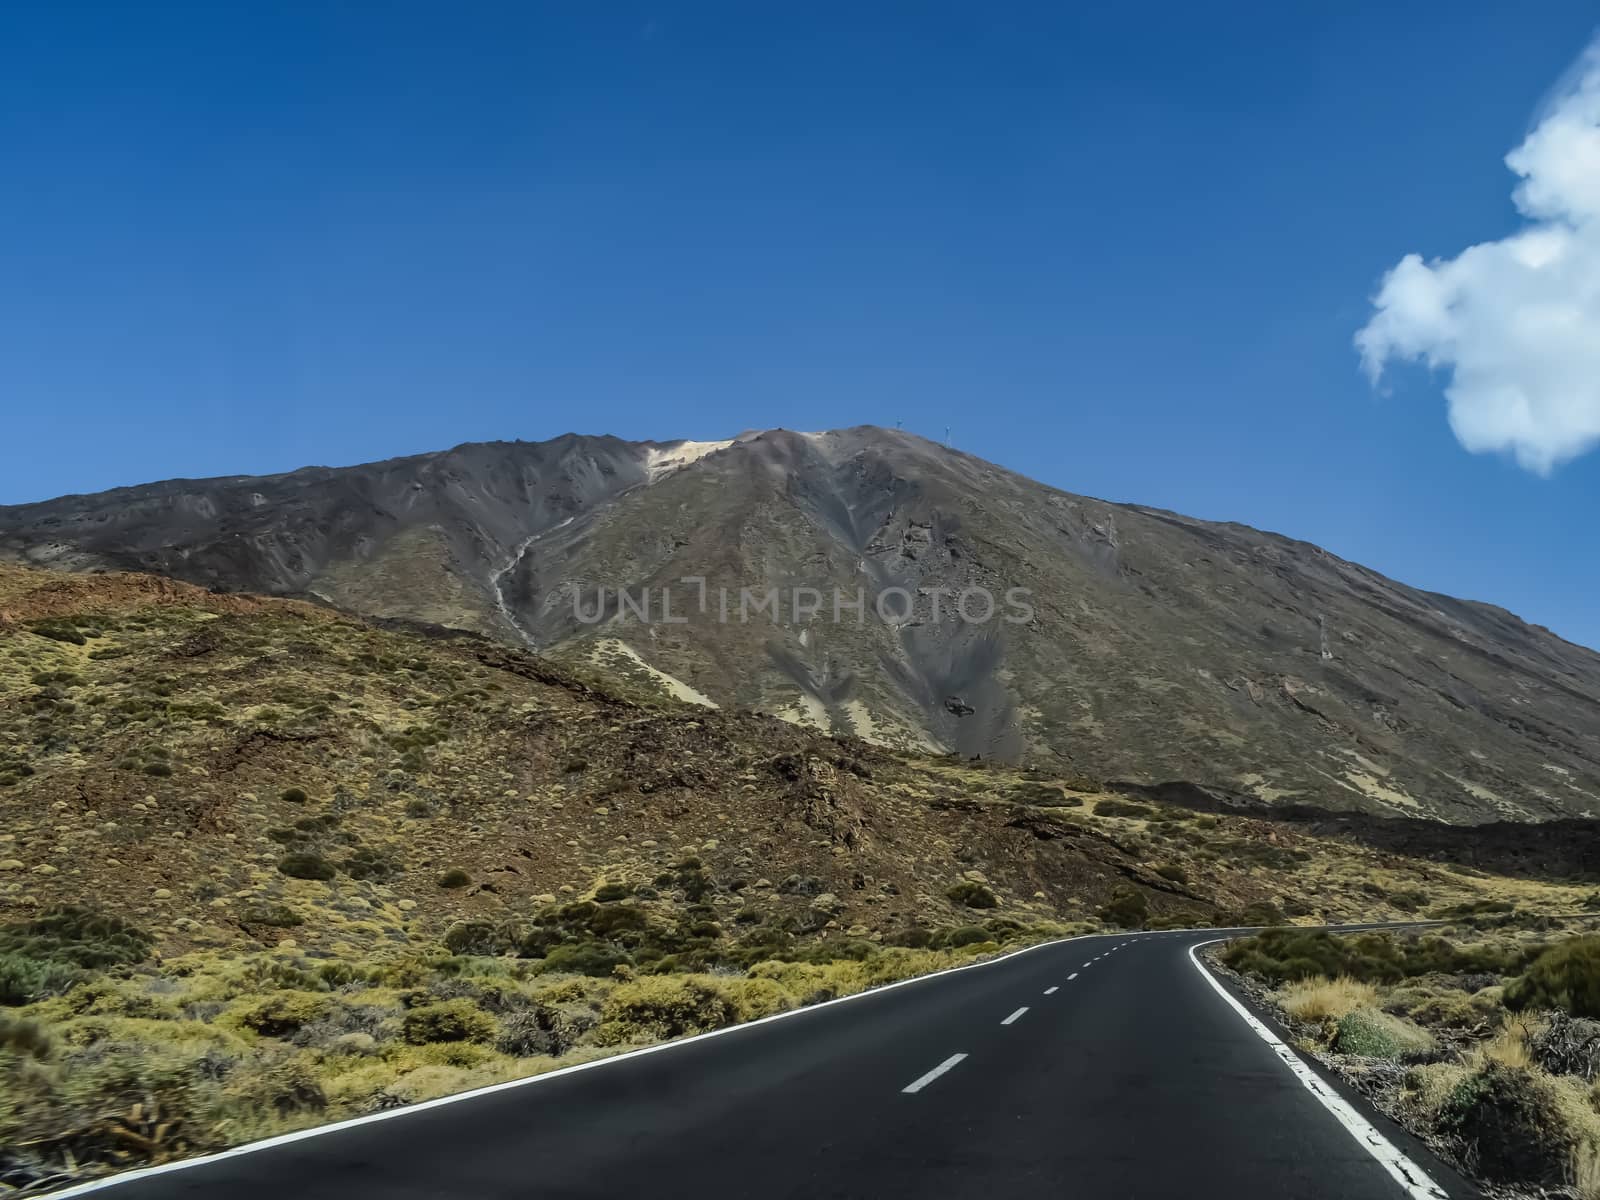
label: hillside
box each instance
[0,561,1593,1188]
[4,428,1600,821]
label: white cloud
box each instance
[1356,38,1600,474]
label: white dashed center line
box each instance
[902,1054,968,1094]
[1043,986,1059,995]
[1068,972,1079,980]
[1001,1007,1030,1026]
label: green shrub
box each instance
[402,999,496,1045]
[1098,886,1150,929]
[341,847,399,881]
[236,991,331,1037]
[442,920,518,957]
[0,1012,52,1058]
[241,903,303,928]
[0,951,82,1005]
[0,906,153,972]
[1388,888,1428,913]
[935,924,991,949]
[496,1004,593,1057]
[594,975,791,1044]
[946,880,998,909]
[1222,928,1533,985]
[142,761,174,777]
[437,868,472,889]
[1221,900,1287,927]
[1506,937,1600,1018]
[29,620,86,645]
[1436,1064,1573,1187]
[1155,864,1189,884]
[280,787,309,804]
[1331,1008,1435,1059]
[277,852,336,881]
[594,882,631,903]
[1095,799,1156,820]
[540,942,632,977]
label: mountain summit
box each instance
[4,426,1598,822]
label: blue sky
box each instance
[3,2,1600,647]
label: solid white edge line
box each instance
[1187,940,1449,1200]
[41,929,1146,1198]
[1001,1006,1030,1025]
[902,1052,968,1094]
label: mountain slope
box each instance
[4,427,1600,822]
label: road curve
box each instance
[54,927,1481,1199]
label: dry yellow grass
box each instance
[1472,1014,1538,1070]
[1574,1140,1600,1200]
[1276,976,1377,1023]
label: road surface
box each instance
[59,928,1479,1199]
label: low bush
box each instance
[594,975,791,1045]
[1094,799,1155,820]
[495,1004,594,1057]
[441,921,519,957]
[401,999,496,1045]
[235,992,331,1038]
[1277,976,1377,1024]
[1098,886,1149,929]
[1435,1063,1577,1187]
[946,880,998,909]
[341,847,399,881]
[1331,1008,1435,1060]
[437,868,472,889]
[1506,938,1600,1019]
[277,853,336,881]
[0,908,154,1003]
[240,903,303,928]
[1223,929,1534,985]
[0,952,82,1006]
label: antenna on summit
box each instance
[944,426,951,446]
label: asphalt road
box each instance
[62,928,1481,1200]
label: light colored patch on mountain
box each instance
[840,699,945,754]
[775,692,830,732]
[1337,748,1392,778]
[1445,773,1503,805]
[1341,769,1420,811]
[645,439,734,481]
[591,638,718,708]
[841,698,881,742]
[1544,763,1573,777]
[1237,772,1301,803]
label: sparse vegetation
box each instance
[277,853,337,881]
[0,560,1590,1192]
[946,880,998,909]
[1221,922,1600,1196]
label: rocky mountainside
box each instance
[5,427,1600,822]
